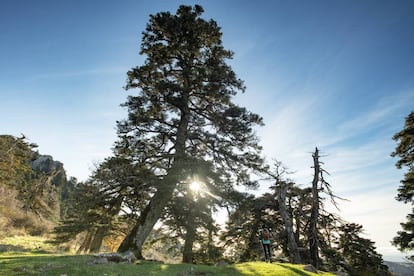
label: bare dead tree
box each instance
[268,161,302,264]
[308,147,346,269]
[309,147,321,269]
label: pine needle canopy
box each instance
[116,5,264,192]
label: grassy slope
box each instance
[0,255,336,276]
[0,236,336,276]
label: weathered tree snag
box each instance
[278,181,302,264]
[309,147,320,269]
[269,161,302,264]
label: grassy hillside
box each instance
[0,254,336,276]
[0,236,336,276]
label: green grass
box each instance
[0,236,61,253]
[0,254,337,276]
[0,254,231,276]
[0,236,337,276]
[234,262,335,275]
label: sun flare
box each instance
[190,181,202,193]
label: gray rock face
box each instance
[32,155,63,174]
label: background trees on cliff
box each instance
[0,135,71,236]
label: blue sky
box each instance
[1,0,413,261]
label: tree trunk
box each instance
[89,227,106,253]
[207,225,214,261]
[278,182,302,264]
[309,147,320,269]
[294,209,301,247]
[77,231,93,254]
[117,182,177,258]
[118,224,139,254]
[118,97,191,258]
[182,210,196,263]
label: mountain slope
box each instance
[384,261,414,276]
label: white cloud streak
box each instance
[29,67,127,81]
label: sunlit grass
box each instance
[0,254,337,276]
[234,262,336,276]
[0,255,239,276]
[0,236,337,275]
[0,235,60,253]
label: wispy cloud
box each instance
[258,89,412,179]
[329,191,411,258]
[29,67,127,81]
[337,92,414,137]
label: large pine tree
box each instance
[116,5,263,258]
[391,111,414,260]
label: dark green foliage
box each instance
[392,208,414,261]
[141,156,228,263]
[391,111,414,203]
[222,192,280,262]
[117,4,263,183]
[391,111,414,260]
[51,155,151,253]
[0,134,36,188]
[162,184,221,263]
[336,223,390,276]
[222,157,389,275]
[193,231,224,265]
[60,177,77,219]
[51,182,102,249]
[159,191,223,264]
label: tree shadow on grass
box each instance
[278,264,312,276]
[239,265,261,276]
[0,244,51,254]
[0,244,29,252]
